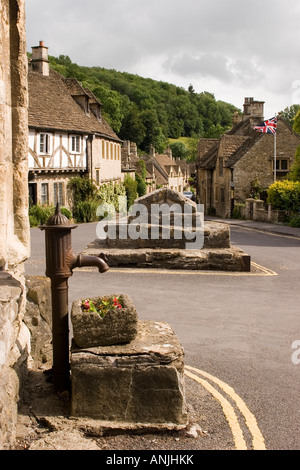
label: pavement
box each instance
[205,216,300,239]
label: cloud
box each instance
[25,0,300,116]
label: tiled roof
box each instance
[28,69,121,141]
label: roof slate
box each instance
[28,69,121,141]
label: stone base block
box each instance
[82,245,251,272]
[71,321,188,428]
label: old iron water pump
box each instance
[40,203,109,391]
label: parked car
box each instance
[183,191,195,201]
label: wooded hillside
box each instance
[48,54,239,153]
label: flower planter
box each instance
[71,294,138,348]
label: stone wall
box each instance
[245,199,286,224]
[0,0,31,449]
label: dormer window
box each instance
[39,133,52,155]
[70,135,81,154]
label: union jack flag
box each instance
[253,116,277,135]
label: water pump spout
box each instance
[71,253,109,273]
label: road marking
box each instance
[184,365,266,450]
[251,262,278,276]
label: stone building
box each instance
[196,98,300,218]
[28,42,122,208]
[0,0,31,449]
[142,145,187,193]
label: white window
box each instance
[70,135,81,154]
[39,133,52,154]
[41,183,49,205]
[54,182,64,206]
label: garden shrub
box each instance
[267,180,300,214]
[232,203,245,219]
[29,204,71,227]
[123,175,138,209]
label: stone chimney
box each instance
[164,145,173,160]
[31,41,49,76]
[243,97,264,126]
[233,110,243,126]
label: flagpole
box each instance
[274,130,276,182]
[274,113,277,183]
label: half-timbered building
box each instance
[28,42,122,208]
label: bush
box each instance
[29,205,55,227]
[29,204,72,227]
[98,182,126,212]
[72,200,99,223]
[267,180,300,214]
[232,203,245,219]
[207,206,216,216]
[289,214,300,227]
[123,175,138,209]
[135,172,147,197]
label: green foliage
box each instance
[123,175,138,209]
[72,200,99,223]
[98,181,126,212]
[280,105,300,128]
[48,54,238,152]
[288,146,300,182]
[29,204,71,227]
[135,160,147,197]
[289,214,300,227]
[67,176,127,222]
[67,176,99,222]
[67,176,98,203]
[249,178,264,199]
[135,172,147,197]
[232,203,245,220]
[169,141,189,159]
[267,180,300,214]
[207,206,216,216]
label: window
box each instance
[70,135,81,153]
[39,133,51,154]
[54,182,64,206]
[276,159,289,171]
[41,183,49,205]
[95,168,100,185]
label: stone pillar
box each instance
[0,0,31,449]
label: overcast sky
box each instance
[25,0,300,120]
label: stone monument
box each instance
[84,188,250,271]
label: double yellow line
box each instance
[184,365,266,450]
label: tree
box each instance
[135,160,147,197]
[119,104,146,146]
[281,105,300,128]
[169,142,189,159]
[288,146,300,182]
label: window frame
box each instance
[39,133,52,155]
[40,183,49,205]
[54,182,64,206]
[70,134,81,154]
